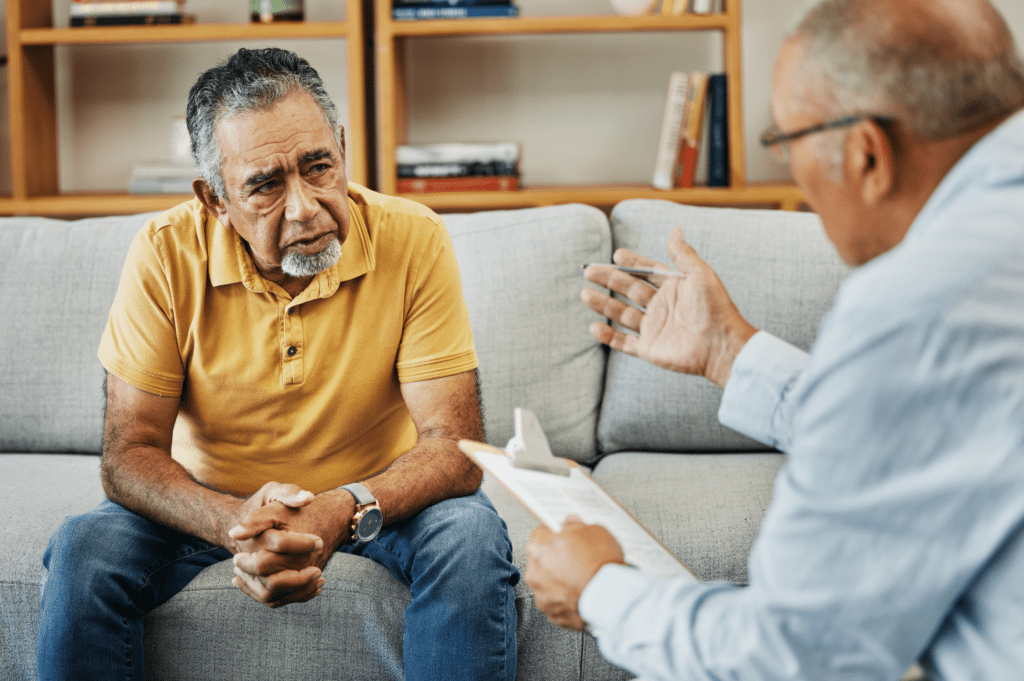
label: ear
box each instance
[193,178,232,229]
[845,120,895,205]
[338,125,347,164]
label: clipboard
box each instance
[459,408,696,581]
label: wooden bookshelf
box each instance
[1,1,367,217]
[374,0,803,211]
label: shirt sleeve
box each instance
[717,331,809,451]
[573,307,1020,681]
[395,220,478,383]
[97,225,185,397]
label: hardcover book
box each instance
[397,175,520,193]
[71,13,189,26]
[674,72,709,189]
[393,5,520,20]
[706,73,729,187]
[398,160,519,178]
[651,71,689,190]
[70,1,183,16]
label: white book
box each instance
[397,142,521,165]
[651,71,689,190]
[70,1,183,17]
[460,408,696,581]
[690,0,714,13]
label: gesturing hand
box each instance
[227,482,336,608]
[582,227,757,388]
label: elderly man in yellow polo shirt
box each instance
[36,48,518,681]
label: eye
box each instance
[309,163,330,175]
[254,179,279,194]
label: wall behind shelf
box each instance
[405,0,1024,187]
[1,0,1023,195]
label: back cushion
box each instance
[0,213,160,453]
[444,204,611,463]
[598,200,850,454]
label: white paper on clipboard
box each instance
[460,440,696,582]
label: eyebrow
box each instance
[242,148,337,189]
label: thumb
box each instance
[667,227,701,272]
[259,483,315,509]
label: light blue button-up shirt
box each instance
[579,110,1024,680]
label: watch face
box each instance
[355,507,384,541]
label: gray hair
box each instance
[789,0,1024,139]
[186,48,341,199]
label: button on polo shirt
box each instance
[99,189,477,496]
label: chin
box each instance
[281,237,342,277]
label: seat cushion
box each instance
[598,200,850,454]
[445,204,612,463]
[591,451,786,584]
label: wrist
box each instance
[709,321,757,388]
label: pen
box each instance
[581,263,684,278]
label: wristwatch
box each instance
[340,483,383,544]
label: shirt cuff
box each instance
[579,563,686,636]
[718,331,808,448]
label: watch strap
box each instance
[340,482,376,507]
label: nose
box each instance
[283,176,320,223]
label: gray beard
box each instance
[280,238,342,278]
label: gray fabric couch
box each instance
[0,198,848,680]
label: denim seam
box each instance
[137,545,224,592]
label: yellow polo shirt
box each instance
[98,184,477,496]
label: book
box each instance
[128,161,198,194]
[70,1,183,17]
[398,160,518,178]
[651,71,689,191]
[397,142,520,165]
[706,73,729,187]
[393,0,513,5]
[71,13,189,26]
[690,0,714,13]
[674,72,709,189]
[459,408,695,581]
[397,175,519,193]
[393,5,520,20]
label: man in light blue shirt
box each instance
[524,0,1024,679]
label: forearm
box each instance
[360,436,483,525]
[102,445,241,548]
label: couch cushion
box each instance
[444,204,612,463]
[598,200,849,454]
[591,451,786,584]
[0,213,160,453]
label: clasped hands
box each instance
[227,482,354,608]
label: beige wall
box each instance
[1,0,1023,194]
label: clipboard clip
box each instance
[505,407,571,477]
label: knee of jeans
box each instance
[44,509,130,583]
[426,496,515,566]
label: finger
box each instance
[667,227,703,272]
[581,288,646,332]
[233,565,322,606]
[588,322,642,359]
[234,549,319,577]
[562,515,586,529]
[266,486,315,509]
[254,529,324,554]
[612,247,670,272]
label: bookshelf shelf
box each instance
[20,22,353,46]
[383,13,732,37]
[374,0,802,211]
[2,2,367,216]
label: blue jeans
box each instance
[37,489,519,681]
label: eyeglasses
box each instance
[760,115,891,163]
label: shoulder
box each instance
[348,182,447,240]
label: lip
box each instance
[285,232,335,254]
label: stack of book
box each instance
[651,71,729,189]
[397,143,520,193]
[128,161,198,195]
[70,0,190,27]
[652,0,716,14]
[392,0,520,21]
